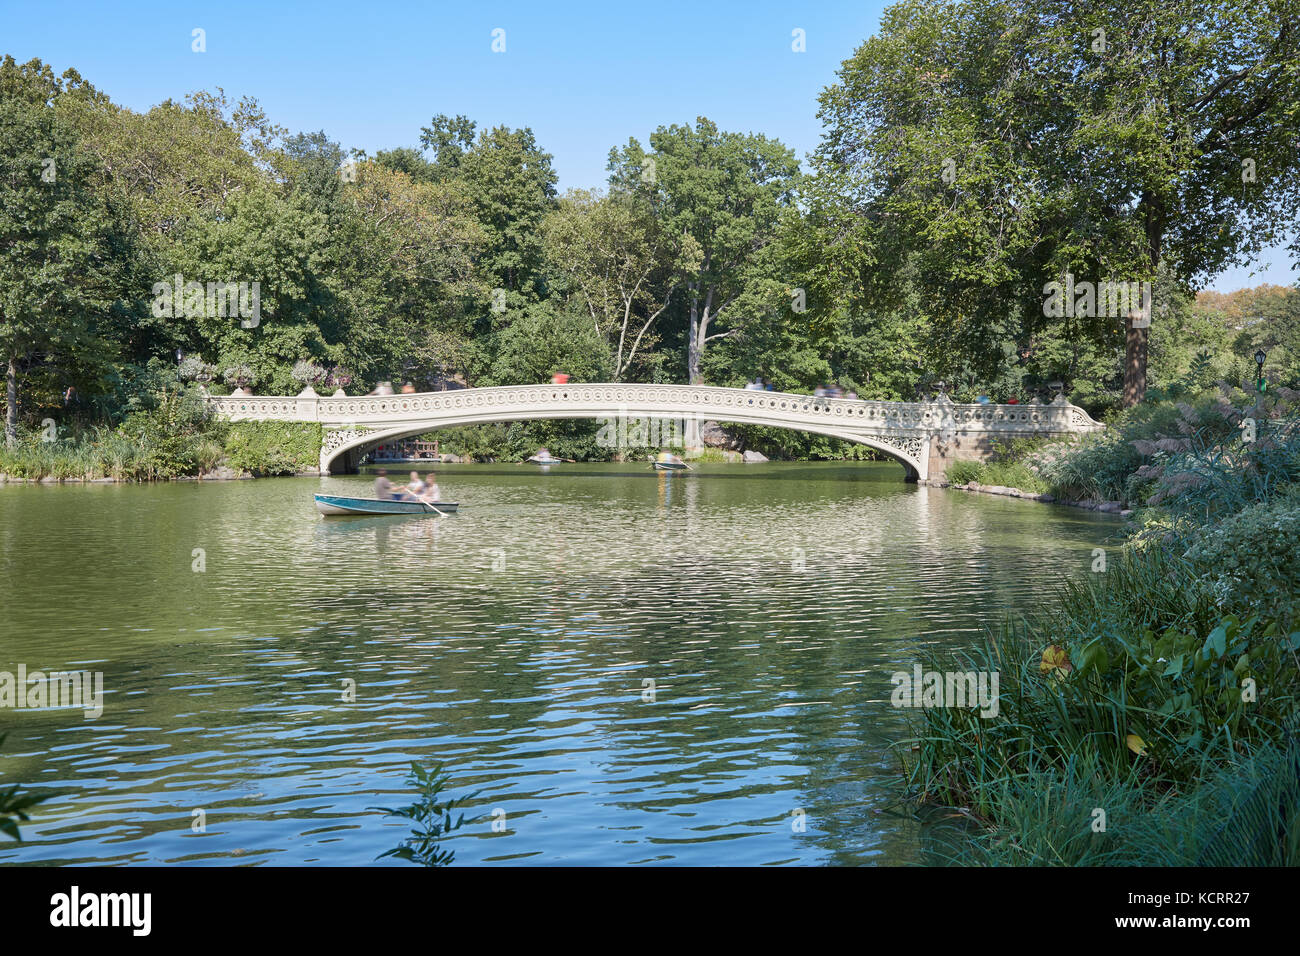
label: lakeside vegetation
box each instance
[907,385,1300,864]
[0,383,321,480]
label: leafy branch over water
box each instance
[0,734,66,841]
[370,762,481,866]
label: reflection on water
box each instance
[0,462,1119,865]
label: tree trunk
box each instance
[1126,199,1164,408]
[1123,313,1148,407]
[687,285,702,385]
[5,352,17,446]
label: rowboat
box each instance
[527,456,565,464]
[314,494,458,516]
[651,460,689,471]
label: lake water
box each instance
[0,462,1118,865]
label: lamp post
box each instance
[1255,349,1267,393]
[175,349,184,387]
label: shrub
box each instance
[1035,428,1142,500]
[223,421,322,475]
[1185,495,1300,631]
[1,387,231,482]
[178,356,217,384]
[118,387,216,479]
[370,762,479,866]
[978,459,1048,493]
[1032,387,1300,508]
[946,460,983,485]
[944,457,1047,492]
[291,360,328,388]
[195,439,226,474]
[91,428,146,481]
[910,384,1300,866]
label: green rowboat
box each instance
[314,494,458,516]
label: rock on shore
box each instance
[701,420,745,451]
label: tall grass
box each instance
[904,543,1300,861]
[0,387,321,481]
[946,458,1048,493]
[0,437,106,480]
[941,728,1300,866]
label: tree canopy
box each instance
[3,8,1298,451]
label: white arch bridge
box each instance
[205,383,1103,481]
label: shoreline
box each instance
[0,472,313,484]
[923,478,1133,515]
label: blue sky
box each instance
[3,0,1292,291]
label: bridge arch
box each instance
[321,412,925,478]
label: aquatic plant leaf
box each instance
[1040,645,1072,677]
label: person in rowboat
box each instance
[401,471,442,505]
[374,469,398,500]
[397,470,426,501]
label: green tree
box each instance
[338,161,486,386]
[608,118,801,385]
[485,302,612,386]
[542,188,701,380]
[1226,285,1300,386]
[63,87,281,249]
[814,0,1300,407]
[459,125,558,298]
[413,116,558,298]
[417,114,477,181]
[169,182,333,394]
[0,57,140,443]
[372,146,436,184]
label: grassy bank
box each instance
[944,438,1051,495]
[907,385,1300,865]
[0,387,322,481]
